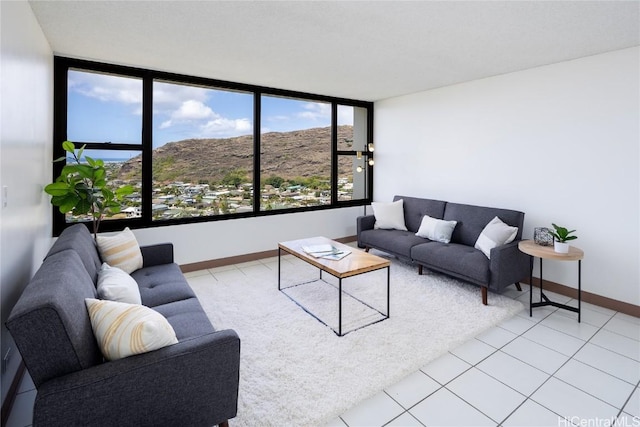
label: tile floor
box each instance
[5,256,640,427]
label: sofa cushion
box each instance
[393,195,447,233]
[131,263,196,308]
[415,215,457,243]
[359,228,431,260]
[371,199,407,230]
[152,297,216,340]
[411,243,490,285]
[96,227,144,274]
[443,202,524,247]
[85,298,178,361]
[97,263,142,304]
[45,223,102,283]
[6,249,102,387]
[474,216,518,259]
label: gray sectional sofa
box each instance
[357,195,530,305]
[6,224,240,427]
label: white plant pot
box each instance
[554,241,570,253]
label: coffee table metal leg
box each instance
[387,266,390,318]
[339,277,342,336]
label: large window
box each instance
[260,96,332,211]
[152,81,254,220]
[52,57,373,235]
[63,70,143,224]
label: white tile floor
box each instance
[5,257,640,427]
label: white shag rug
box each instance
[188,252,524,427]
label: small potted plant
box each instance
[548,223,577,253]
[44,141,133,240]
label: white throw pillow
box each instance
[474,216,518,259]
[85,298,178,361]
[371,200,407,231]
[97,263,142,305]
[96,227,143,274]
[415,215,457,243]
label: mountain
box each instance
[117,125,355,184]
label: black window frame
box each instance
[52,56,374,236]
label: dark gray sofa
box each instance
[357,195,530,305]
[6,224,240,427]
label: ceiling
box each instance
[28,1,640,102]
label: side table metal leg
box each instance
[539,258,544,303]
[278,248,281,290]
[529,256,534,317]
[578,260,582,323]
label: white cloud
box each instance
[174,100,216,121]
[297,102,331,121]
[201,117,252,136]
[153,82,210,114]
[160,99,252,137]
[69,70,142,105]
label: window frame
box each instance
[52,56,374,236]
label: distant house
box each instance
[122,206,141,218]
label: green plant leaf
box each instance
[74,198,92,214]
[44,182,70,196]
[550,223,577,242]
[61,140,75,153]
[116,185,134,196]
[102,187,114,199]
[58,194,82,213]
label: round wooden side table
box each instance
[518,240,584,322]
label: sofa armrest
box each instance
[488,240,532,292]
[357,215,376,248]
[140,243,174,267]
[33,329,240,427]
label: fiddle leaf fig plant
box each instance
[549,223,577,243]
[44,141,134,239]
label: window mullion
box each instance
[331,102,338,204]
[141,75,154,223]
[253,92,262,214]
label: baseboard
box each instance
[180,235,357,273]
[522,277,640,318]
[1,361,25,427]
[179,236,638,319]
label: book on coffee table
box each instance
[302,244,350,260]
[318,250,350,261]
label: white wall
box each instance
[375,47,639,306]
[133,206,364,265]
[0,1,53,405]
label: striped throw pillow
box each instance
[85,298,178,361]
[96,227,143,274]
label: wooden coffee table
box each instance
[278,236,391,336]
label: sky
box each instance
[67,70,355,152]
